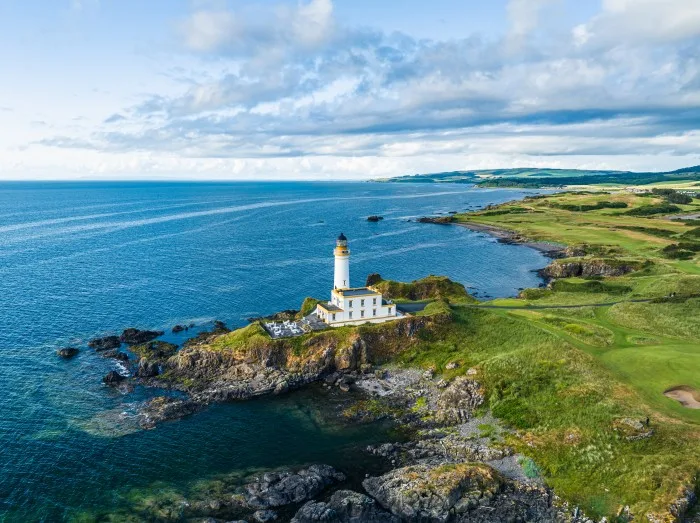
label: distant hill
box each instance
[376,166,700,188]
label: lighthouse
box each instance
[334,233,350,289]
[314,233,399,327]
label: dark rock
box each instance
[137,396,204,429]
[292,490,400,523]
[212,320,230,334]
[136,359,160,378]
[244,465,346,509]
[103,371,126,386]
[253,509,278,522]
[367,216,384,222]
[102,350,129,362]
[120,328,164,345]
[365,273,383,287]
[57,347,79,359]
[172,324,186,333]
[417,216,455,225]
[88,335,121,351]
[542,258,641,279]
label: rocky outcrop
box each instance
[136,359,160,378]
[130,340,178,362]
[417,216,456,225]
[243,465,346,509]
[102,349,129,362]
[541,258,641,279]
[88,335,121,351]
[367,216,384,222]
[120,328,164,345]
[368,435,509,467]
[57,347,79,358]
[158,316,438,405]
[172,324,187,333]
[363,463,571,523]
[137,396,204,429]
[435,377,485,425]
[103,370,126,385]
[292,490,400,523]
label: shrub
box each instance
[625,204,682,216]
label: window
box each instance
[361,299,365,307]
[361,310,365,318]
[349,312,353,319]
[373,309,377,316]
[388,307,393,314]
[373,298,377,305]
[349,300,353,308]
[332,314,336,321]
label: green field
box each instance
[399,190,700,519]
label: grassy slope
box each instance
[399,191,700,519]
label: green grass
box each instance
[399,191,700,518]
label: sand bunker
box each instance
[664,386,700,409]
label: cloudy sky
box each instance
[1,0,700,180]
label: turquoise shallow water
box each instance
[0,182,549,521]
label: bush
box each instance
[661,243,700,260]
[554,201,628,212]
[625,204,682,216]
[666,192,693,204]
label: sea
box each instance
[0,181,550,521]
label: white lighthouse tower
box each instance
[334,233,350,289]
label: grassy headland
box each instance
[411,190,700,518]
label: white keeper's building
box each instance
[315,233,399,327]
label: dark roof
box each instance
[337,233,347,241]
[337,288,381,297]
[318,302,343,312]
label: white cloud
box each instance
[506,0,559,51]
[9,0,700,179]
[292,0,334,47]
[576,0,700,46]
[181,10,237,52]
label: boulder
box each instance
[172,325,186,333]
[136,359,160,378]
[363,463,568,523]
[57,347,79,359]
[367,216,384,222]
[120,328,164,345]
[102,350,129,362]
[435,377,484,424]
[244,465,346,509]
[137,396,204,429]
[363,463,502,522]
[88,335,121,351]
[103,371,126,386]
[292,490,400,523]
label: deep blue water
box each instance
[0,182,549,521]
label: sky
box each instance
[1,0,699,180]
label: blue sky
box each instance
[1,0,699,180]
